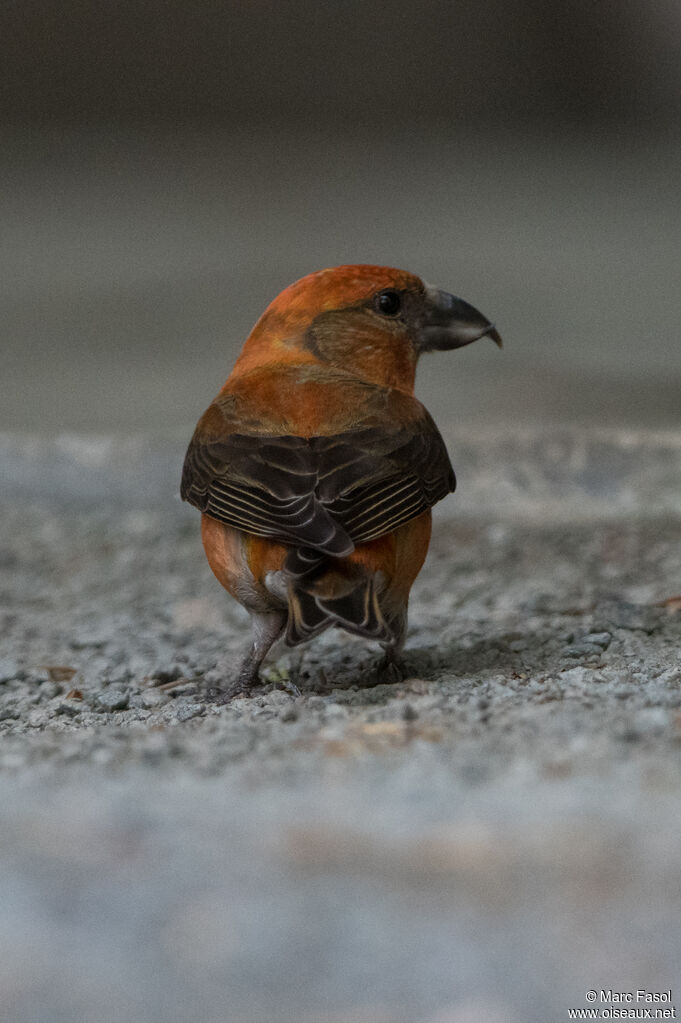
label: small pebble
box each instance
[25,669,51,685]
[27,709,49,728]
[108,665,133,686]
[55,701,81,717]
[96,688,130,712]
[324,702,348,720]
[70,627,112,649]
[39,681,62,700]
[0,658,21,683]
[140,689,167,709]
[585,631,612,649]
[176,703,205,722]
[563,643,603,659]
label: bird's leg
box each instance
[207,610,286,703]
[376,611,407,684]
[238,610,288,689]
[377,646,405,684]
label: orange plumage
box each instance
[182,265,501,695]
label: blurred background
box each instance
[2,0,681,434]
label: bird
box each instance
[181,264,501,696]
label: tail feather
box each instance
[284,546,326,580]
[285,565,393,647]
[318,582,389,640]
[286,586,331,645]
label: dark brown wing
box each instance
[181,433,354,557]
[312,425,455,544]
[181,414,455,554]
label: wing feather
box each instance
[181,404,455,554]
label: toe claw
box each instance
[205,669,262,703]
[278,679,302,698]
[376,653,405,684]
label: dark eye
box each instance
[374,289,402,317]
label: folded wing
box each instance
[181,412,455,555]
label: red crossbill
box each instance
[181,265,501,695]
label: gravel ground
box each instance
[2,427,681,1023]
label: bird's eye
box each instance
[374,289,402,317]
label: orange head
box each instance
[231,264,501,393]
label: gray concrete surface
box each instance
[2,427,681,1023]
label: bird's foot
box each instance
[277,677,302,699]
[262,664,302,699]
[205,663,264,704]
[206,675,300,703]
[205,683,254,704]
[375,650,405,685]
[205,684,244,705]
